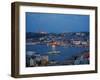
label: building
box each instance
[29,58,36,66]
[81,41,88,45]
[41,55,49,66]
[72,40,81,45]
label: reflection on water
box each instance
[26,44,89,67]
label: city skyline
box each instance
[26,12,89,33]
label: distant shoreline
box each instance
[26,42,89,48]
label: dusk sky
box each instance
[26,12,89,33]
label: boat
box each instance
[48,51,60,54]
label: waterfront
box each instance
[27,44,88,61]
[26,43,89,67]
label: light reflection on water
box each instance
[26,44,89,62]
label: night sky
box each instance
[26,12,89,33]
